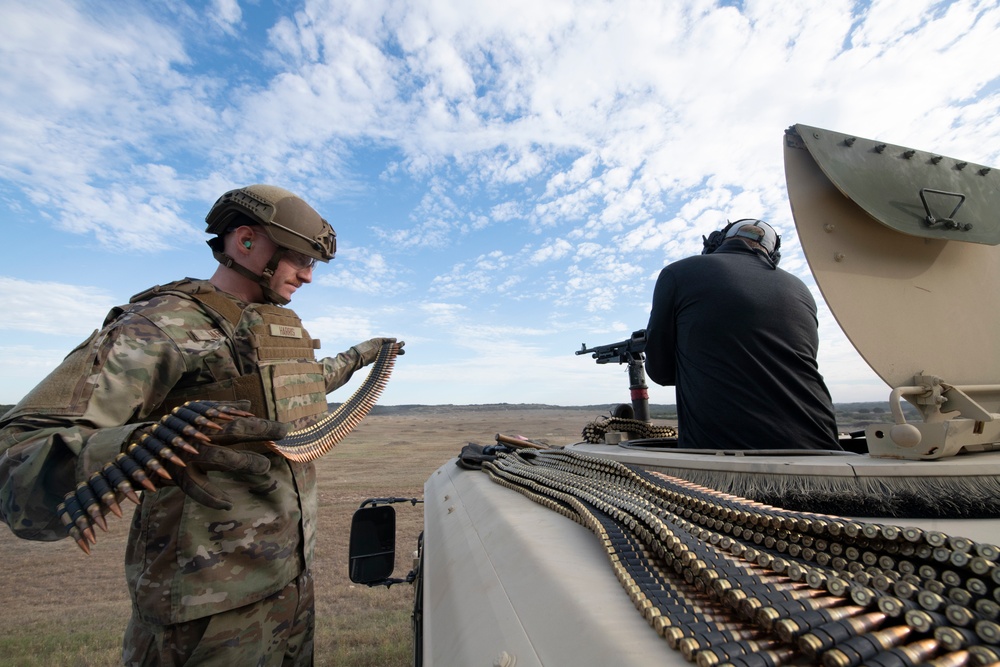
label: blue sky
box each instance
[2,0,999,407]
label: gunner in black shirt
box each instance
[644,219,841,451]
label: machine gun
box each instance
[576,329,647,364]
[576,329,651,422]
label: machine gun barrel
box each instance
[576,329,648,364]
[576,329,650,423]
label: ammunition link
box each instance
[57,400,250,553]
[482,450,1000,667]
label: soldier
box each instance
[0,184,404,665]
[644,218,840,451]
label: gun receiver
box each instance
[576,329,648,364]
[576,329,650,423]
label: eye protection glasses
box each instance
[283,249,318,271]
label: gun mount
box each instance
[576,329,650,423]
[785,124,1000,459]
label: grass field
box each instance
[0,407,596,667]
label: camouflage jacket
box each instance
[0,279,370,624]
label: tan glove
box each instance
[351,337,405,366]
[161,405,287,508]
[208,414,289,449]
[161,443,271,510]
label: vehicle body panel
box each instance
[422,459,680,666]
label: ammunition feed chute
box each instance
[582,416,678,444]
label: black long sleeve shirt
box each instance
[644,242,841,450]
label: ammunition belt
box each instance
[582,416,678,443]
[483,449,1000,667]
[268,342,398,462]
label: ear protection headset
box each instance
[702,218,781,266]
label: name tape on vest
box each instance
[270,324,303,339]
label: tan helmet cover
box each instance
[206,184,336,261]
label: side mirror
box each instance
[348,505,397,585]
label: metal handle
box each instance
[919,187,971,230]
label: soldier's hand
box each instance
[161,404,282,509]
[208,414,288,448]
[163,443,270,511]
[58,400,272,553]
[352,337,405,365]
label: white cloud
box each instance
[3,0,998,408]
[0,277,115,335]
[375,219,455,249]
[560,256,648,313]
[317,249,409,294]
[419,302,467,325]
[0,2,220,251]
[529,238,573,264]
[0,345,81,404]
[302,310,378,347]
[386,343,656,406]
[210,0,243,33]
[430,249,521,297]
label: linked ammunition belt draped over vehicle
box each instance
[483,450,1000,667]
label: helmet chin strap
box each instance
[211,248,291,306]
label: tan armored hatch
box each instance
[784,124,1000,459]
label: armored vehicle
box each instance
[350,124,1000,667]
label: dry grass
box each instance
[0,408,596,667]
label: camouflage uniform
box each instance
[0,278,382,665]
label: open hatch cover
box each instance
[784,124,1000,458]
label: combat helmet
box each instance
[206,184,336,304]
